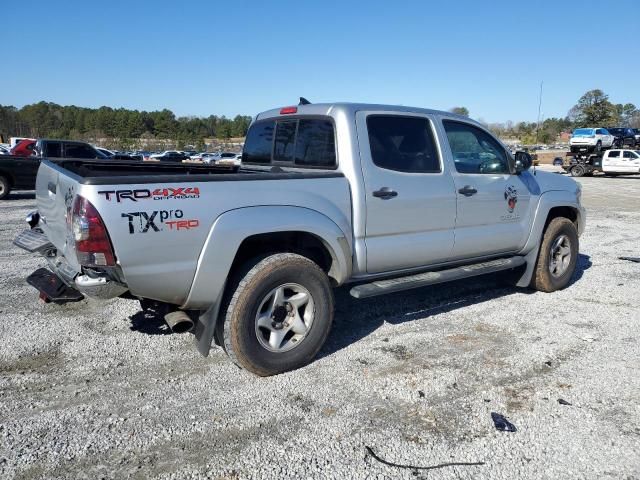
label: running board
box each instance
[350,257,526,299]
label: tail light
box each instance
[71,196,116,267]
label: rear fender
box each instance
[185,206,352,356]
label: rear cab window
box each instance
[243,117,336,168]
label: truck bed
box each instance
[57,159,343,185]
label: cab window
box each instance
[366,115,441,173]
[443,120,510,174]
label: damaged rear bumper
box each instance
[14,228,128,301]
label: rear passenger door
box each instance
[356,112,457,273]
[440,119,533,260]
[605,150,621,170]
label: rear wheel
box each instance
[530,217,579,292]
[0,176,10,200]
[221,253,334,376]
[570,164,585,177]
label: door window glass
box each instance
[46,142,62,157]
[623,150,634,158]
[608,151,620,158]
[65,144,97,158]
[443,120,510,174]
[366,115,441,173]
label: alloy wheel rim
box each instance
[549,234,572,278]
[255,283,315,353]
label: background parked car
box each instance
[9,139,37,157]
[606,127,636,148]
[569,128,614,153]
[0,144,12,155]
[149,150,188,162]
[215,152,242,165]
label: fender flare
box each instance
[185,205,352,356]
[516,190,585,287]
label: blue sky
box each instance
[2,0,638,123]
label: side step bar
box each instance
[350,257,526,299]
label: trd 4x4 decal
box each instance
[99,187,200,202]
[121,209,199,234]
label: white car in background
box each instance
[569,127,614,153]
[192,152,219,163]
[215,152,242,165]
[0,144,10,155]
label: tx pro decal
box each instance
[121,209,199,234]
[99,187,200,203]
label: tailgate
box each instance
[35,161,81,271]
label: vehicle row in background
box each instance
[569,127,640,154]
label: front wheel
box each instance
[530,217,579,292]
[0,176,10,200]
[221,253,334,376]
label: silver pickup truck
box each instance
[15,102,585,376]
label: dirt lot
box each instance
[1,172,639,479]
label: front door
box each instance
[440,119,534,260]
[622,150,640,172]
[356,112,457,274]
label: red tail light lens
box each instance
[72,196,116,267]
[280,106,297,114]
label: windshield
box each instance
[573,128,594,136]
[608,128,623,135]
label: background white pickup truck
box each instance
[15,102,586,375]
[602,149,640,175]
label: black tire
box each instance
[221,253,334,376]
[570,165,585,177]
[530,217,579,293]
[0,176,10,200]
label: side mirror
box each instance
[514,151,532,173]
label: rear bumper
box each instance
[14,227,128,300]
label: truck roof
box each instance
[255,102,480,125]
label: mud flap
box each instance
[515,247,539,288]
[26,268,84,303]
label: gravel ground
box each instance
[1,173,639,479]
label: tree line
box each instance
[0,102,252,150]
[2,89,637,150]
[452,89,640,145]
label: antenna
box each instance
[535,81,543,144]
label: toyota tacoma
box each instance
[15,101,586,376]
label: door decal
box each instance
[504,185,518,212]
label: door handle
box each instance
[458,185,477,196]
[372,187,398,199]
